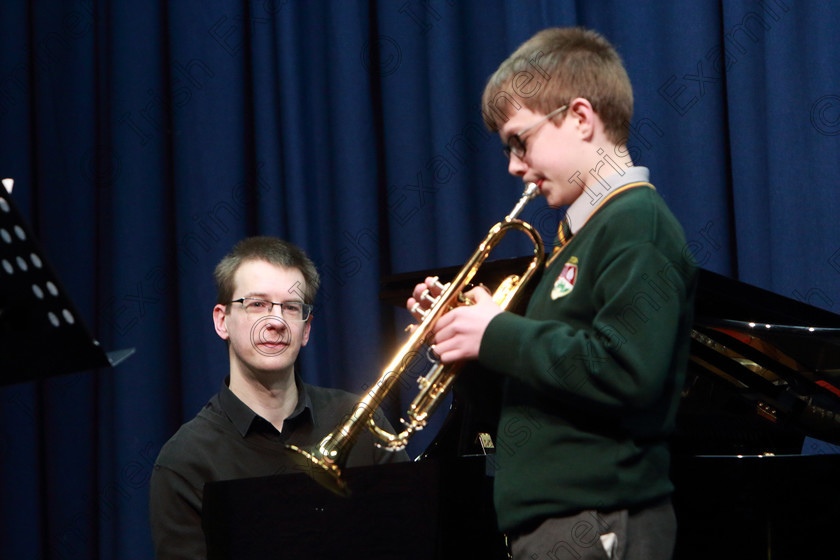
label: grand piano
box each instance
[670,268,840,559]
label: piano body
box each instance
[672,268,840,559]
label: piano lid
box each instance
[693,268,840,373]
[677,269,840,454]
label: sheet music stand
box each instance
[0,180,133,385]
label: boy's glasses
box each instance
[502,105,568,160]
[231,297,313,322]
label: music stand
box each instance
[0,180,134,386]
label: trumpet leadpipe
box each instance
[505,182,540,221]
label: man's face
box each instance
[499,105,585,208]
[213,260,311,379]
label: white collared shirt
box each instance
[565,166,651,234]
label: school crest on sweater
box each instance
[551,256,578,299]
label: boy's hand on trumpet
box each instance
[406,276,502,364]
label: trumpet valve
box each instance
[410,302,428,318]
[420,289,437,305]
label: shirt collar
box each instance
[219,373,314,437]
[565,166,650,234]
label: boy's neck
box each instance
[570,141,635,194]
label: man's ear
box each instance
[213,304,230,341]
[567,97,597,141]
[301,315,312,347]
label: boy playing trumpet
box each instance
[408,27,696,560]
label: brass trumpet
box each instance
[287,182,545,494]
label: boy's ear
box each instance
[568,97,597,141]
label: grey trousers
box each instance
[510,499,676,560]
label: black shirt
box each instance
[149,375,407,559]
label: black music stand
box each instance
[0,181,133,385]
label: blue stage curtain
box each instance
[1,1,838,558]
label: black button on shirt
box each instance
[149,376,407,559]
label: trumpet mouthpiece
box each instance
[523,182,539,198]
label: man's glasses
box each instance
[231,297,313,322]
[502,105,568,160]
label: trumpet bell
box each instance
[285,443,349,496]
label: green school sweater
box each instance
[479,185,697,534]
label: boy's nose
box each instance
[507,153,528,176]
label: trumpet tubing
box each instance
[286,183,545,495]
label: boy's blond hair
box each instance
[482,27,633,145]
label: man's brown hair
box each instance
[481,27,633,144]
[214,236,320,306]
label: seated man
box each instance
[150,236,406,559]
